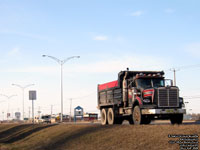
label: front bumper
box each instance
[141,108,186,115]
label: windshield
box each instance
[137,78,164,89]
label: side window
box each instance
[132,81,136,87]
[129,80,136,87]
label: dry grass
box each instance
[0,124,199,150]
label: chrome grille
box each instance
[158,88,179,107]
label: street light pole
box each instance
[12,84,34,120]
[70,98,72,122]
[61,63,63,122]
[42,55,80,122]
[0,94,17,121]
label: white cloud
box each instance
[130,11,144,17]
[185,42,200,57]
[8,47,20,56]
[93,36,108,41]
[164,8,175,14]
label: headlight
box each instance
[143,99,151,103]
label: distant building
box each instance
[84,113,98,121]
[15,112,21,120]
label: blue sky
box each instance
[0,0,200,119]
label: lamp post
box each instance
[0,94,17,120]
[69,98,72,122]
[12,84,34,120]
[0,100,5,121]
[42,55,80,122]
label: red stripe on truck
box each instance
[143,89,154,92]
[136,96,142,105]
[98,80,118,91]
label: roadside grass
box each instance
[0,124,18,133]
[0,124,199,150]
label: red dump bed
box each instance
[98,80,118,91]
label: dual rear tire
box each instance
[101,108,123,125]
[101,108,107,125]
[101,106,151,125]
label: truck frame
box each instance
[97,69,186,125]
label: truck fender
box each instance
[133,96,142,108]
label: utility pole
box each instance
[38,106,41,118]
[170,68,180,86]
[51,105,53,116]
[70,98,72,122]
[2,111,4,121]
[185,101,189,114]
[28,107,31,119]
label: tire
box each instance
[170,114,183,125]
[132,105,142,125]
[107,108,115,125]
[101,108,107,125]
[141,117,151,124]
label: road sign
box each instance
[29,91,37,100]
[29,90,37,124]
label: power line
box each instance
[66,91,96,100]
[183,97,200,99]
[166,64,200,72]
[165,64,200,86]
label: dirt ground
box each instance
[0,123,199,150]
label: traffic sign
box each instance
[29,91,37,100]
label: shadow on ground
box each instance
[0,124,57,144]
[41,125,116,150]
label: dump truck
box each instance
[97,69,186,125]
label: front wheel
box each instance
[170,114,183,125]
[132,106,142,125]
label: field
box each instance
[0,123,199,150]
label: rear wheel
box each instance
[107,108,115,125]
[132,106,142,125]
[101,108,107,125]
